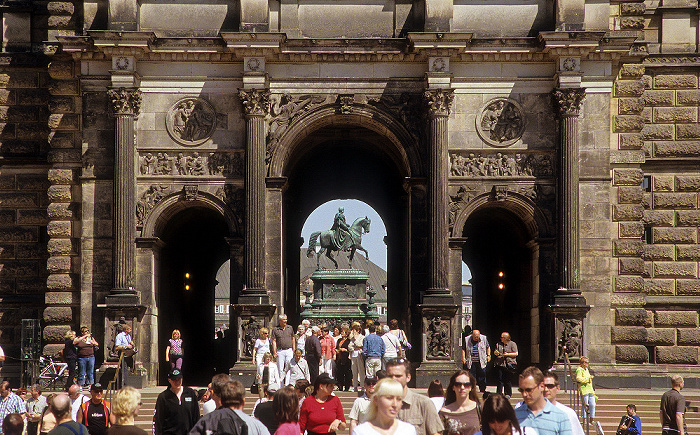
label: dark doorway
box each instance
[283,125,409,332]
[158,207,230,385]
[462,206,534,367]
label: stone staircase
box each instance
[131,386,700,434]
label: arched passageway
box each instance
[462,205,537,368]
[282,124,411,331]
[157,206,232,385]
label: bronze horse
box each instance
[306,216,371,269]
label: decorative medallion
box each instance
[166,97,217,146]
[430,57,448,72]
[560,57,580,72]
[476,98,525,147]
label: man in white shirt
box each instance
[348,377,377,433]
[543,371,585,435]
[67,385,88,422]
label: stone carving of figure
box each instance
[171,99,215,143]
[558,318,582,361]
[479,99,524,145]
[155,153,172,175]
[187,152,206,175]
[136,185,168,225]
[176,153,187,175]
[241,318,261,359]
[140,153,156,175]
[427,317,449,358]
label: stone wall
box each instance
[611,61,700,366]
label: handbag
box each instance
[506,361,518,373]
[250,381,259,394]
[399,330,412,350]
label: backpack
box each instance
[215,409,248,435]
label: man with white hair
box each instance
[304,326,322,384]
[271,314,295,377]
[381,325,401,369]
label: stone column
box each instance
[549,88,590,364]
[553,88,585,292]
[238,88,270,304]
[424,89,453,301]
[108,87,141,303]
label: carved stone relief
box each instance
[241,317,262,359]
[136,185,170,226]
[427,316,450,359]
[215,184,245,231]
[448,185,478,230]
[166,97,217,146]
[266,94,329,163]
[476,98,525,147]
[367,93,423,142]
[449,152,553,177]
[557,317,583,362]
[138,152,243,177]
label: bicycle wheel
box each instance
[39,376,54,390]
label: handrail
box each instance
[106,351,124,404]
[563,346,593,435]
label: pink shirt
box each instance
[274,422,300,435]
[320,335,336,359]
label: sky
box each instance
[301,199,473,283]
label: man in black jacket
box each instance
[154,369,200,435]
[304,326,322,384]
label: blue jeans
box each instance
[77,356,95,386]
[582,393,596,419]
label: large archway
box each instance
[157,206,232,385]
[462,203,539,368]
[281,122,411,331]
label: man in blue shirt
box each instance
[515,366,572,435]
[618,404,642,435]
[114,325,135,388]
[362,325,384,379]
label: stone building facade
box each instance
[0,0,698,386]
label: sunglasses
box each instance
[386,357,407,364]
[518,386,538,394]
[544,384,558,389]
[454,381,472,388]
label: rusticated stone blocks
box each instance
[620,64,645,78]
[618,186,644,203]
[654,107,697,123]
[614,239,643,256]
[614,204,644,221]
[620,257,645,274]
[653,193,698,209]
[43,306,73,323]
[676,279,700,295]
[615,307,652,326]
[615,275,644,292]
[653,227,697,244]
[615,115,645,132]
[653,262,697,278]
[616,81,645,97]
[677,245,700,260]
[676,176,700,191]
[616,345,649,363]
[655,310,699,327]
[654,141,700,157]
[644,278,675,294]
[676,210,700,226]
[619,222,644,238]
[676,90,700,106]
[611,326,675,345]
[642,90,674,106]
[656,346,699,364]
[614,168,644,186]
[678,329,700,345]
[643,210,674,226]
[654,75,698,89]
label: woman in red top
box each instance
[299,373,346,435]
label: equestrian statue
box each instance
[306,207,371,269]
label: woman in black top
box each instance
[334,327,352,392]
[63,330,78,389]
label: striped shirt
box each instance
[515,400,572,435]
[0,392,27,431]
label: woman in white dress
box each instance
[474,394,537,435]
[351,378,416,435]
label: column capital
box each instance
[238,88,270,117]
[424,88,454,117]
[552,88,586,117]
[108,87,142,116]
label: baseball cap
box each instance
[267,383,280,394]
[90,383,104,391]
[168,369,183,380]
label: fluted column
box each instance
[424,89,454,299]
[553,88,585,291]
[238,89,270,302]
[108,87,141,295]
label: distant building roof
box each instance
[300,249,387,301]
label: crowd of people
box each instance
[250,315,412,393]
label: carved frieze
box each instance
[108,88,141,116]
[136,185,170,226]
[166,98,216,146]
[448,185,478,230]
[476,98,525,147]
[138,152,243,177]
[426,316,450,359]
[266,94,328,163]
[449,152,554,178]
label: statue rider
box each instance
[330,207,351,251]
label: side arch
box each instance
[451,191,551,240]
[268,103,421,179]
[141,191,240,238]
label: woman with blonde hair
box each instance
[352,378,415,435]
[256,352,281,399]
[575,356,596,423]
[63,330,78,389]
[252,327,271,369]
[107,386,147,435]
[348,321,365,392]
[165,329,183,370]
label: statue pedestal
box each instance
[415,303,460,387]
[302,269,377,325]
[230,303,276,385]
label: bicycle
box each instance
[38,354,69,390]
